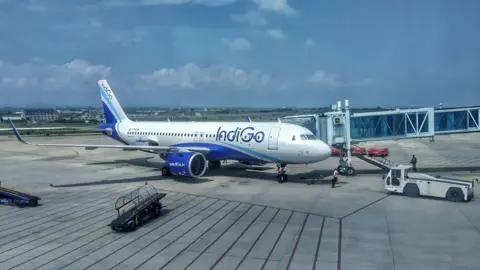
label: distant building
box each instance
[0,116,24,123]
[24,109,58,122]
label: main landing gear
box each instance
[208,160,222,170]
[277,164,288,184]
[161,166,171,176]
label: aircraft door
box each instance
[268,127,281,150]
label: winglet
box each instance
[246,116,252,122]
[8,119,27,144]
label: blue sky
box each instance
[0,0,479,108]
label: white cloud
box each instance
[231,10,268,27]
[306,70,338,85]
[222,37,252,51]
[304,38,314,48]
[0,59,111,91]
[251,0,296,17]
[306,70,373,88]
[266,29,285,39]
[141,63,276,90]
[102,0,296,17]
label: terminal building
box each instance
[23,109,59,122]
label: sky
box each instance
[0,0,479,108]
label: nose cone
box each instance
[315,141,332,161]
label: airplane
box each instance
[8,80,332,183]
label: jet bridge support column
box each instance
[325,100,355,176]
[344,100,352,168]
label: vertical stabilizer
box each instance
[98,80,131,124]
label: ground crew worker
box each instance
[411,155,417,172]
[332,167,339,188]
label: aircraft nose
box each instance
[316,141,332,160]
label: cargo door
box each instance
[268,127,281,150]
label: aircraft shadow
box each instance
[84,158,333,184]
[81,157,480,187]
[50,174,212,188]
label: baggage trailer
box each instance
[0,181,41,207]
[382,165,475,202]
[108,184,166,232]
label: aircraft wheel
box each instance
[161,167,169,176]
[208,160,221,170]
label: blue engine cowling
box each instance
[165,152,208,177]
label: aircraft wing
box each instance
[7,120,210,154]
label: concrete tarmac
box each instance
[0,134,479,270]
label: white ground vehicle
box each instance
[382,165,474,202]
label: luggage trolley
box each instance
[108,184,166,232]
[0,181,41,207]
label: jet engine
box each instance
[165,152,208,178]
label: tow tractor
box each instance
[108,183,166,232]
[382,165,475,202]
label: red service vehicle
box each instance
[330,146,342,156]
[352,147,367,155]
[331,146,366,156]
[367,148,389,157]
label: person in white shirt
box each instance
[332,168,339,188]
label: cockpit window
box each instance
[300,134,317,140]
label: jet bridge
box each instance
[283,101,480,175]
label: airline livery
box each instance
[9,80,332,181]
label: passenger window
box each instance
[292,135,296,141]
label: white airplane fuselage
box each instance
[106,120,332,165]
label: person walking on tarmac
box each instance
[331,167,339,188]
[411,155,417,172]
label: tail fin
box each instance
[98,80,131,124]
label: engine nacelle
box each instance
[165,152,208,177]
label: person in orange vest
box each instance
[332,167,339,188]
